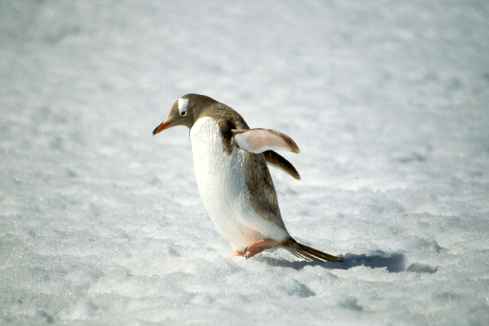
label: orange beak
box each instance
[152,119,175,135]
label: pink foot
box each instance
[232,249,246,257]
[243,239,278,259]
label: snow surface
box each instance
[1,1,489,325]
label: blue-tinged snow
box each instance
[1,1,489,325]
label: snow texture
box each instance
[1,1,489,325]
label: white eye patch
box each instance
[177,97,189,115]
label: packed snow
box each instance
[1,1,489,325]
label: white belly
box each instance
[190,117,288,250]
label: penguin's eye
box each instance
[177,98,189,117]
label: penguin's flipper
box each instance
[232,128,300,154]
[263,151,301,180]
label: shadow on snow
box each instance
[260,250,406,273]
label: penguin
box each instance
[153,94,342,262]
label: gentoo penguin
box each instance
[153,94,342,262]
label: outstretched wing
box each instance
[263,151,301,180]
[232,128,300,154]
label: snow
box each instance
[1,1,489,325]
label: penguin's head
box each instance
[152,94,215,135]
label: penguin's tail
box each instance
[283,238,343,262]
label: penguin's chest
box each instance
[189,117,259,249]
[190,117,289,249]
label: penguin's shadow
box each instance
[261,250,406,273]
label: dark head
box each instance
[152,94,217,135]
